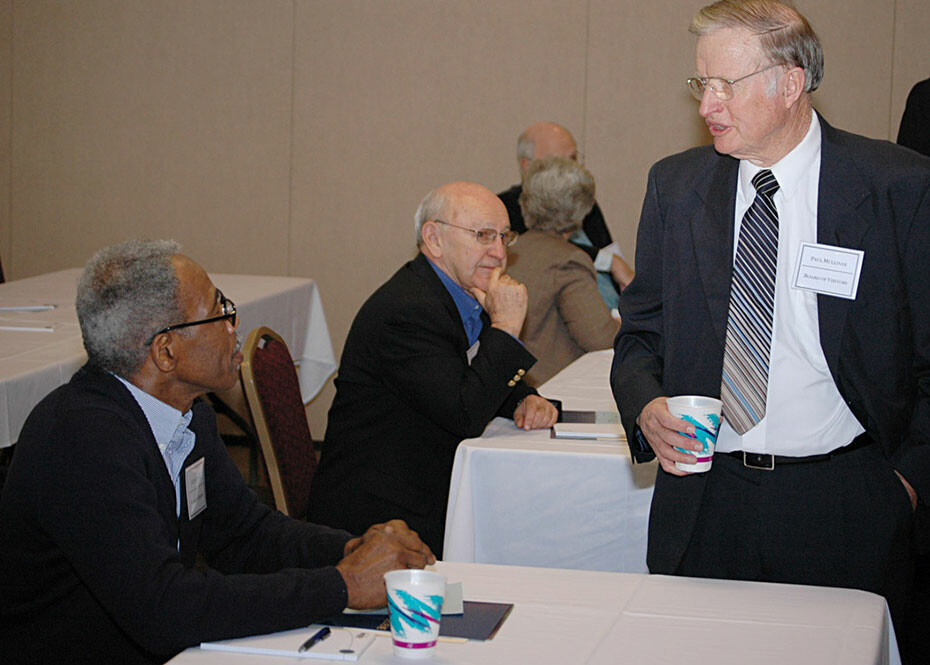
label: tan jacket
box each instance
[507,229,619,386]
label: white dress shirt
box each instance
[715,112,864,456]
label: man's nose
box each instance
[699,88,721,117]
[487,236,506,260]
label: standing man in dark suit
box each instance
[611,1,930,660]
[499,121,635,298]
[310,182,558,557]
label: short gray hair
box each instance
[519,156,595,234]
[690,0,823,92]
[414,187,449,246]
[76,239,185,378]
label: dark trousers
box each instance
[675,444,916,661]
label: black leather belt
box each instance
[723,432,874,471]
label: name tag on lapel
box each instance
[793,242,864,299]
[185,457,207,520]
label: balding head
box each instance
[414,181,512,294]
[517,122,579,176]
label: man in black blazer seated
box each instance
[310,181,558,557]
[0,240,434,664]
[611,1,929,661]
[499,121,635,294]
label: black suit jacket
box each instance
[611,114,930,573]
[0,365,352,664]
[309,253,537,555]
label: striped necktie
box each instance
[721,169,779,434]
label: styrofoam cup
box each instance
[384,569,446,658]
[667,395,722,473]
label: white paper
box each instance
[0,304,56,312]
[552,421,625,441]
[184,458,207,520]
[201,626,375,661]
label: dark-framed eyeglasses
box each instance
[686,63,783,101]
[433,219,518,247]
[149,290,237,342]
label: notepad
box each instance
[200,625,375,660]
[552,410,625,440]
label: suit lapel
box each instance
[410,253,471,350]
[815,117,873,374]
[691,155,739,348]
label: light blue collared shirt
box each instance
[426,258,484,346]
[115,376,196,523]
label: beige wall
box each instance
[2,0,928,433]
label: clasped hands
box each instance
[336,520,435,609]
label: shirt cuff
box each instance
[594,242,624,272]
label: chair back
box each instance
[239,326,317,518]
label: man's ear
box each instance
[783,66,806,107]
[149,332,179,373]
[420,220,444,258]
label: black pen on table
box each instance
[298,626,331,652]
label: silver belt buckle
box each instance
[743,452,775,471]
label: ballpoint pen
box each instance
[298,626,331,652]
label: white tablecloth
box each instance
[443,350,657,573]
[167,560,898,665]
[0,269,336,448]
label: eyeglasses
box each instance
[433,219,518,247]
[686,64,783,101]
[149,290,237,341]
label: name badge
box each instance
[792,242,863,300]
[184,457,207,520]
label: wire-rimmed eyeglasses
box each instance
[433,219,518,247]
[149,290,237,343]
[686,64,783,101]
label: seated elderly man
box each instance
[507,156,620,386]
[310,182,559,556]
[0,239,433,664]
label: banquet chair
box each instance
[239,326,317,519]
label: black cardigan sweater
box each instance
[0,364,352,664]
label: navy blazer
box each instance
[612,114,930,573]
